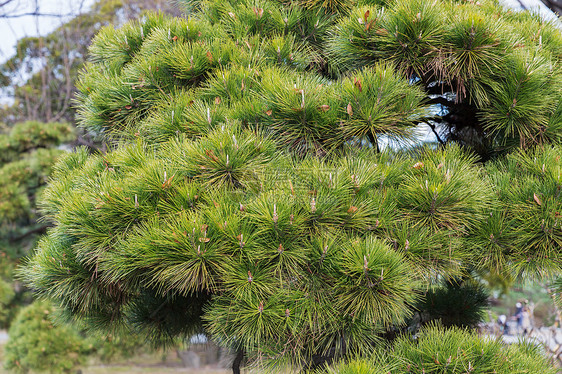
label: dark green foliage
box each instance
[418,278,489,329]
[0,278,16,328]
[0,121,75,330]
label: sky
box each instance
[0,0,95,62]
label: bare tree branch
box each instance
[0,11,80,18]
[8,224,50,243]
[0,0,17,8]
[0,0,85,19]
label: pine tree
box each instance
[21,0,562,372]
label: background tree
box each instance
[21,0,562,372]
[3,300,87,373]
[0,120,74,328]
[3,297,148,373]
[0,0,183,127]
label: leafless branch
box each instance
[0,11,79,18]
[0,0,17,8]
[9,224,51,243]
[0,0,85,19]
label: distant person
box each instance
[497,314,507,335]
[521,307,532,335]
[515,302,523,333]
[522,300,534,334]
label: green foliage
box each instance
[391,324,558,374]
[327,0,562,154]
[0,121,73,238]
[0,121,75,331]
[550,277,562,310]
[0,120,78,363]
[3,300,87,373]
[418,278,489,329]
[482,145,562,277]
[24,136,510,367]
[318,354,396,374]
[325,324,558,374]
[83,330,147,363]
[77,0,562,156]
[76,3,429,147]
[20,0,562,371]
[3,300,146,372]
[0,278,16,328]
[397,146,492,232]
[0,148,64,224]
[0,121,73,164]
[481,50,559,147]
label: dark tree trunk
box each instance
[303,351,335,372]
[232,349,244,374]
[367,132,379,153]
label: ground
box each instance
[0,333,230,374]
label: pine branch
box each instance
[427,121,445,146]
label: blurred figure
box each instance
[515,302,523,333]
[521,307,532,335]
[497,314,507,335]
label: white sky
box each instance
[0,0,95,62]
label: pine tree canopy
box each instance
[21,0,562,371]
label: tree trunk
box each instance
[232,349,244,374]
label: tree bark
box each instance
[232,349,244,374]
